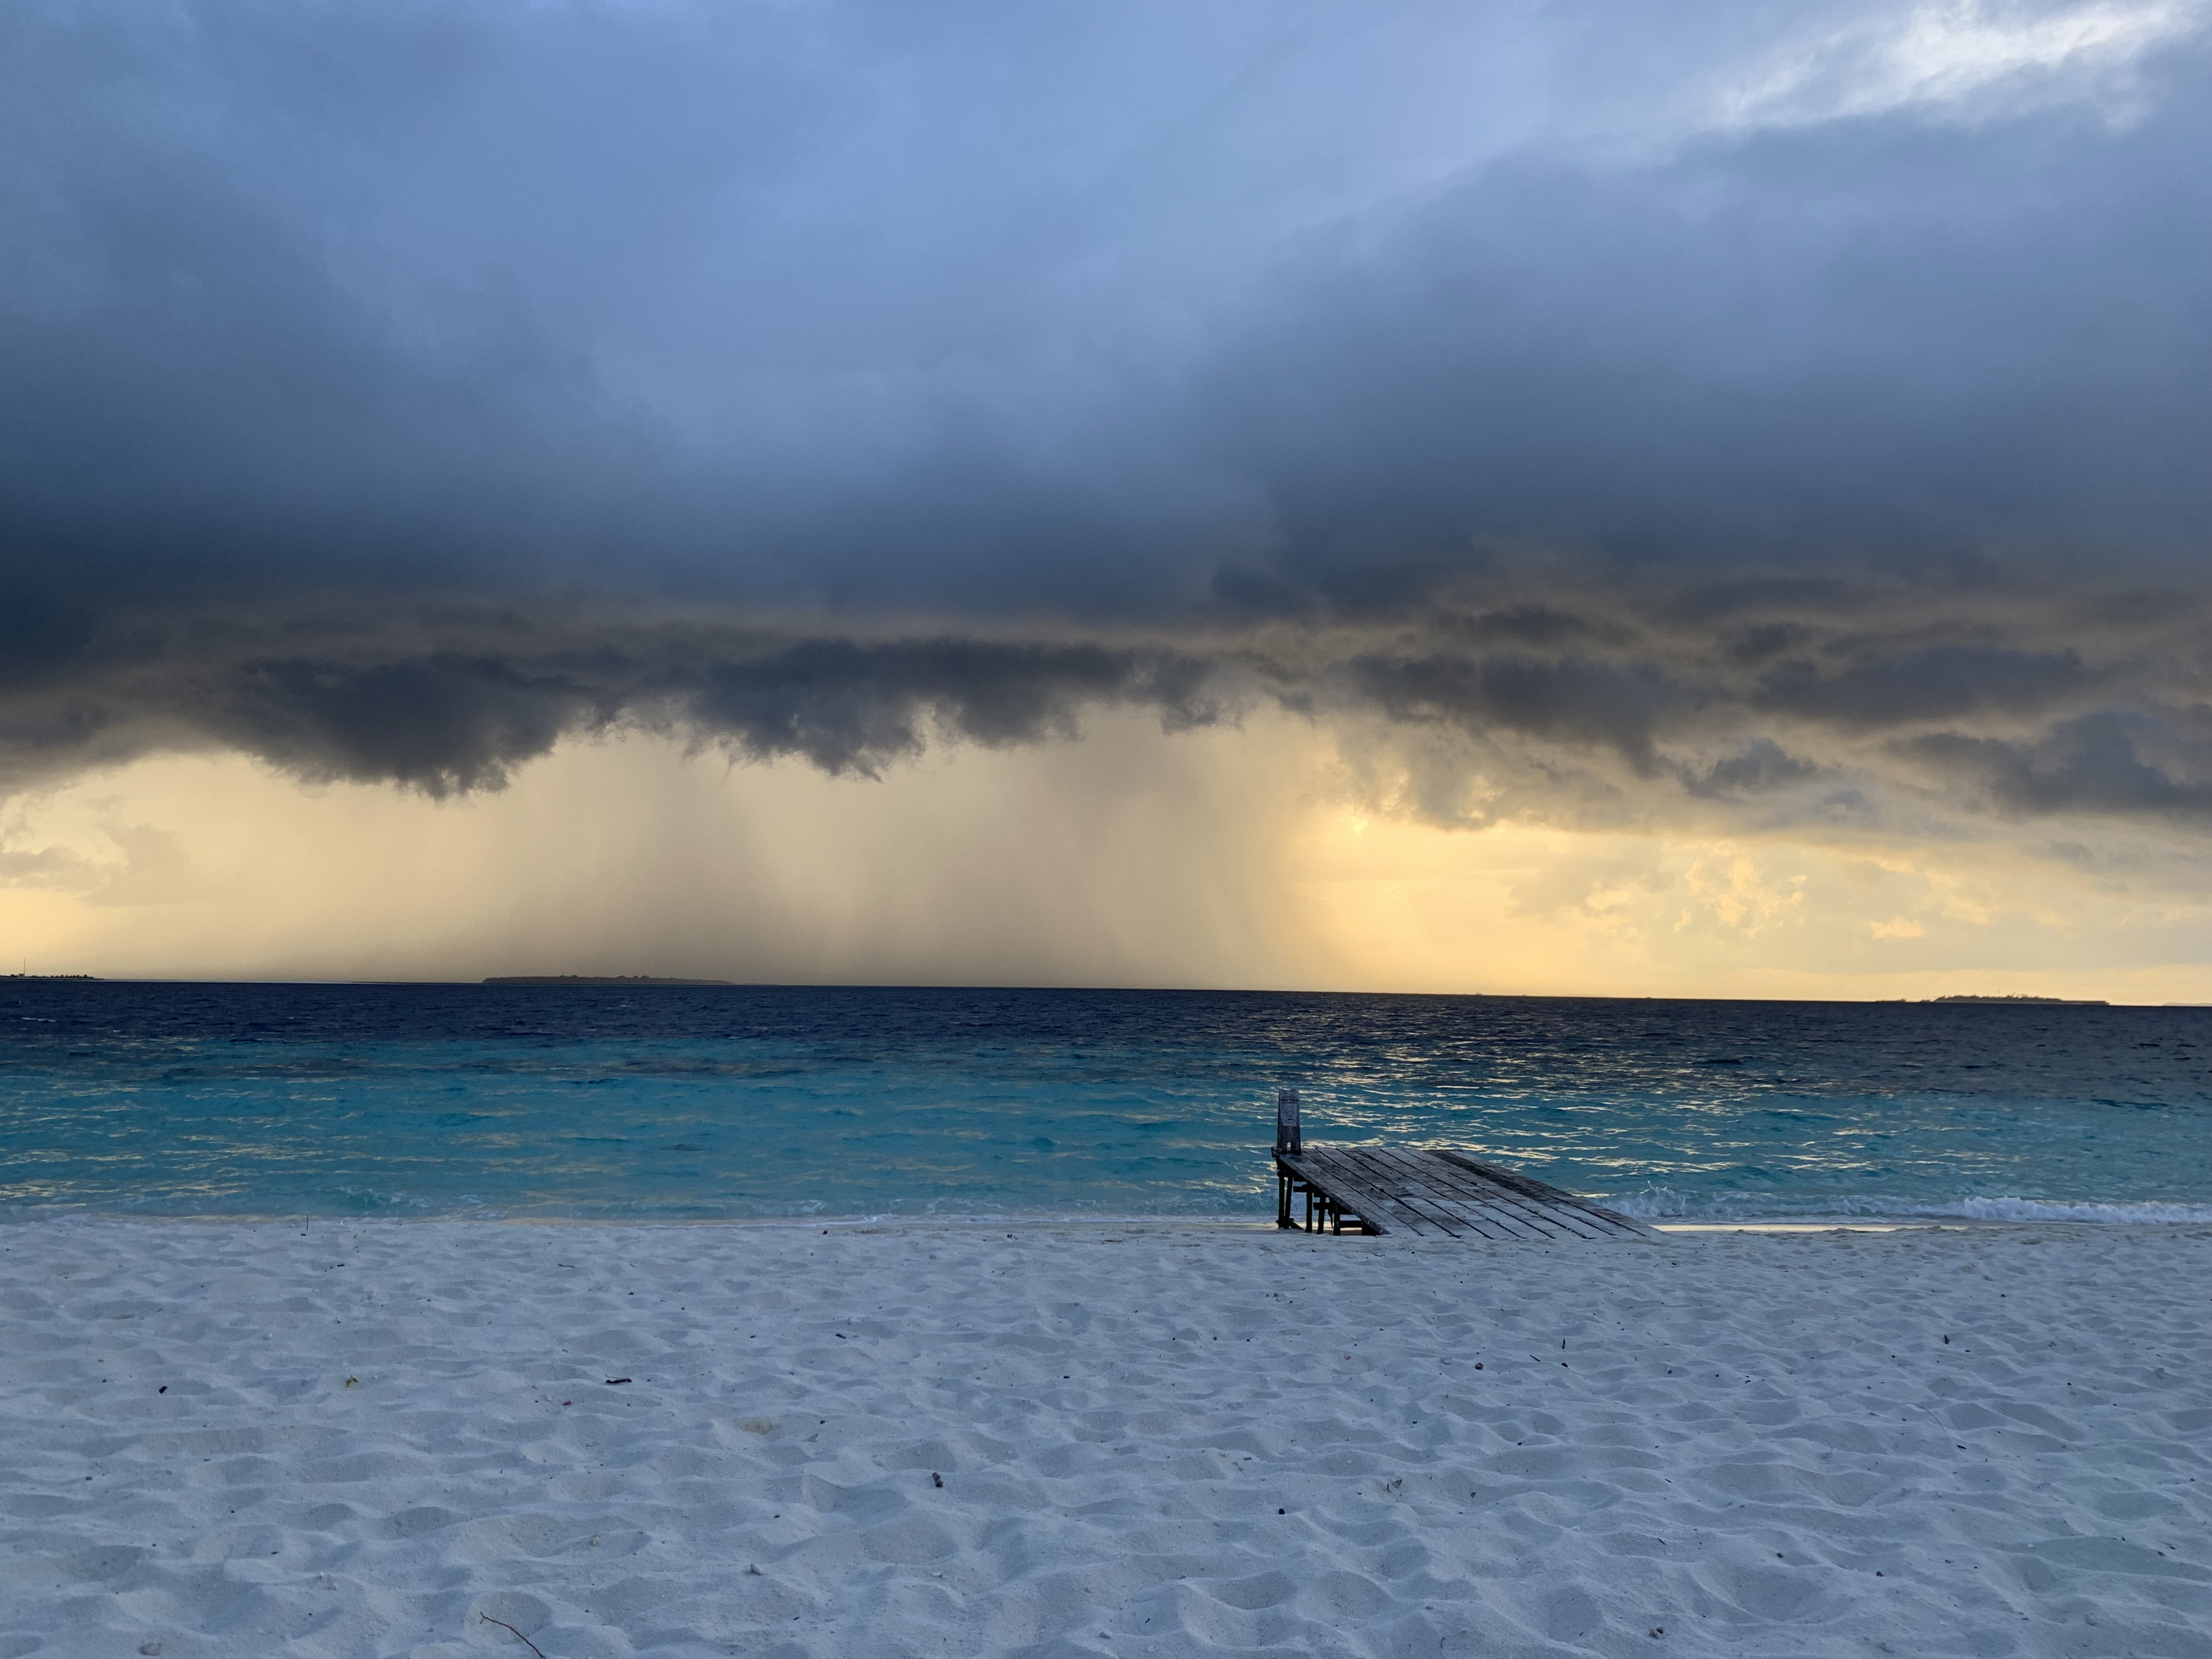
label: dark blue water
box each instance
[4,980,2210,1223]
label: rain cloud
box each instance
[3,0,2209,833]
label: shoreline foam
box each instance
[10,1194,2212,1231]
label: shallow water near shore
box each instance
[4,980,2210,1224]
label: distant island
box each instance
[1927,994,2108,1005]
[1,973,99,981]
[483,975,736,986]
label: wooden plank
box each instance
[1285,1152,1437,1235]
[1439,1151,1581,1201]
[1336,1149,1527,1240]
[1277,1152,1375,1231]
[1374,1147,1634,1241]
[1278,1144,1657,1241]
[1302,1152,1454,1238]
[1341,1148,1561,1242]
[1363,1149,1547,1226]
[1409,1147,1610,1231]
[1339,1171,1450,1238]
[1436,1148,1623,1212]
[1433,1150,1655,1235]
[1458,1159,1657,1237]
[1329,1149,1477,1239]
[1336,1159,1548,1248]
[1352,1164,1500,1240]
[1395,1152,1612,1241]
[1351,1148,1574,1241]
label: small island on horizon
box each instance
[1926,994,2108,1006]
[483,974,737,987]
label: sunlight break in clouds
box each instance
[1716,0,2207,129]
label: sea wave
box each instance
[1609,1189,2212,1225]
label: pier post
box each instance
[1273,1089,1302,1228]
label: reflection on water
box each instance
[3,981,2210,1222]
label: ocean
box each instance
[3,980,2209,1226]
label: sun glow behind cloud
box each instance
[8,719,2212,1002]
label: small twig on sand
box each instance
[481,1613,547,1658]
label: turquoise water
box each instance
[4,981,2210,1223]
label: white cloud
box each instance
[1713,0,2206,131]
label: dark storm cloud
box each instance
[1907,713,2212,819]
[1753,647,2100,727]
[0,607,1228,794]
[1197,110,2212,595]
[1339,653,1691,774]
[3,1,2209,827]
[1686,740,1820,798]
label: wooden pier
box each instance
[1270,1092,1656,1241]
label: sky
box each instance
[3,0,2209,996]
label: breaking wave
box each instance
[1610,1189,2212,1225]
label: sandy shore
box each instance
[1,1220,2207,1658]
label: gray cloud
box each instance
[3,0,2209,833]
[8,580,2210,836]
[1338,652,1690,774]
[1753,647,2100,728]
[1907,712,2212,819]
[0,606,1231,794]
[1687,740,1820,797]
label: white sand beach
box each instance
[1,1220,2207,1659]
